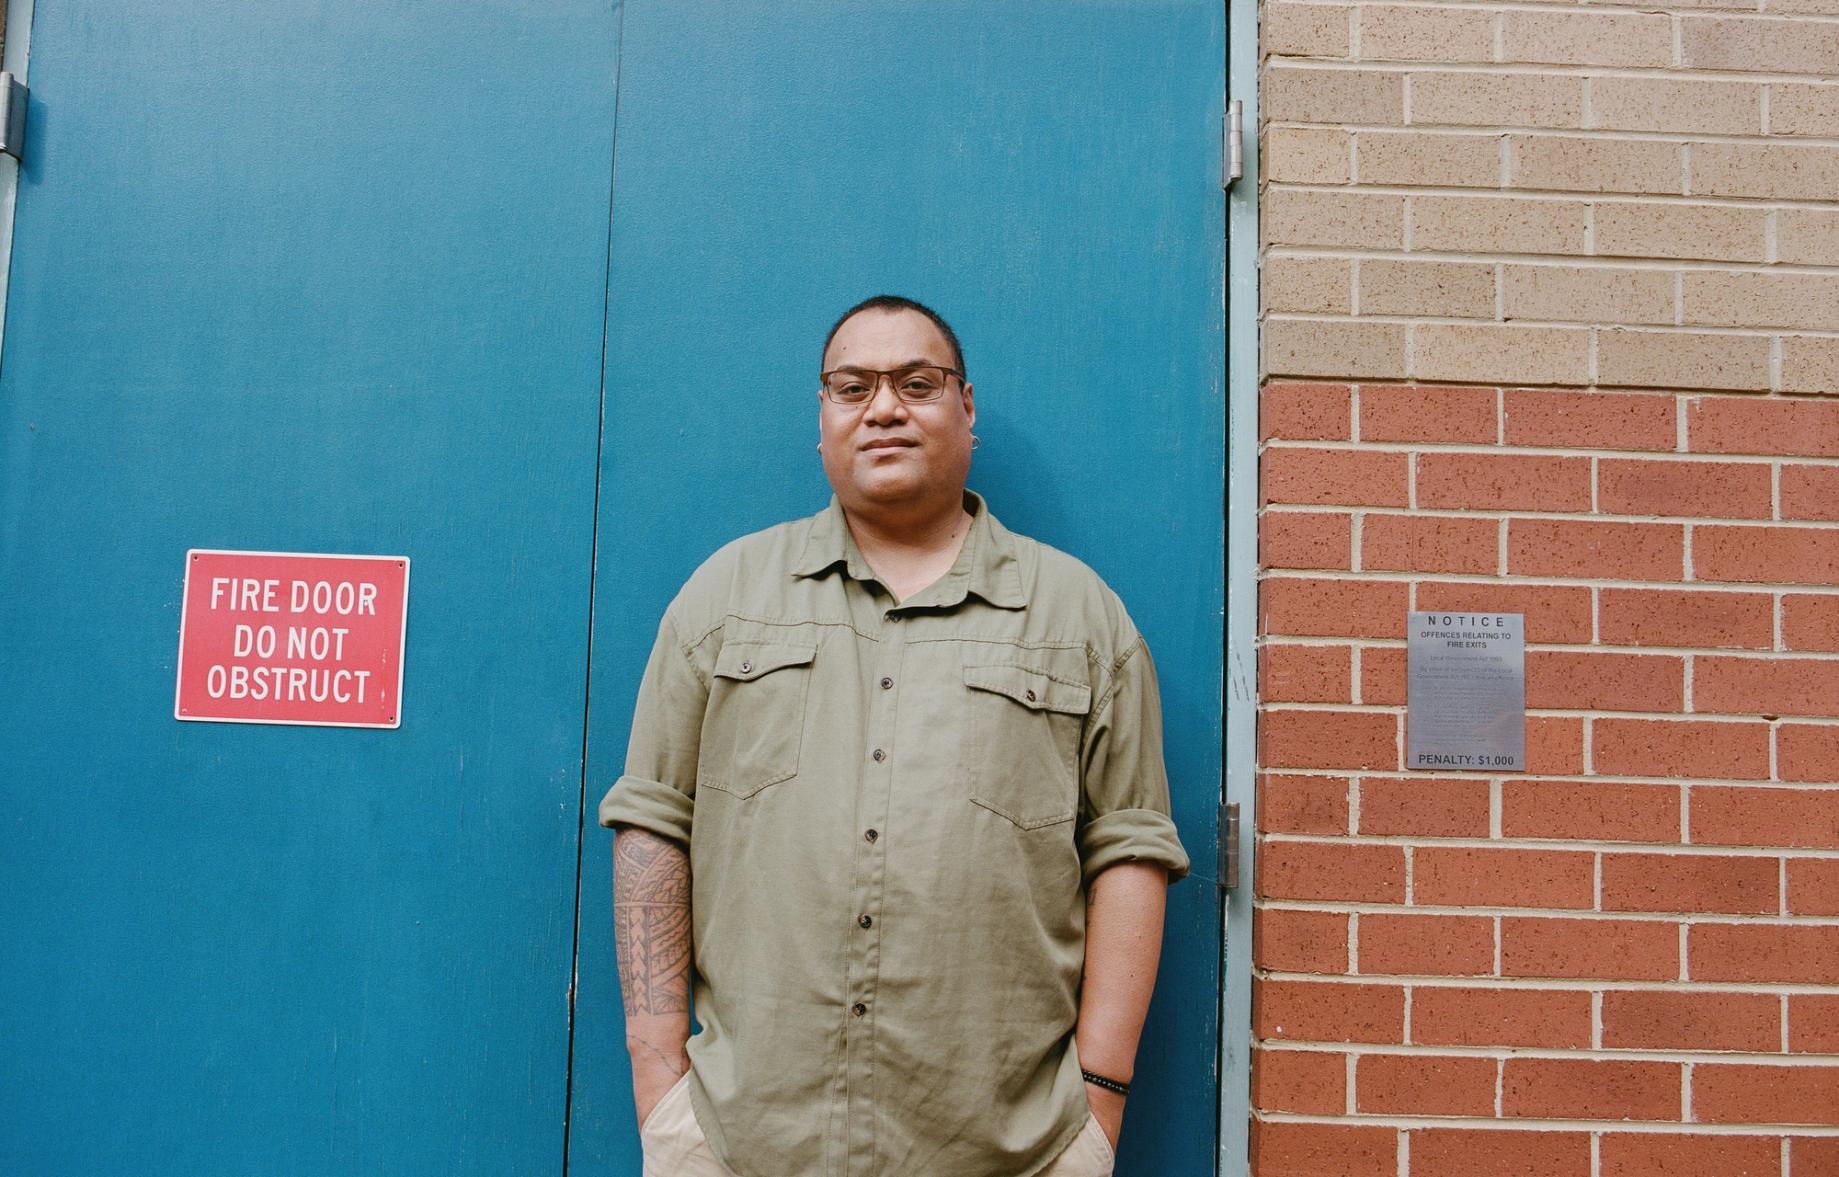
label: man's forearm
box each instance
[1074,861,1169,1143]
[613,826,693,1083]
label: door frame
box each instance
[0,0,35,367]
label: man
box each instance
[599,295,1189,1177]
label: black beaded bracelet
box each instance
[1081,1069,1130,1096]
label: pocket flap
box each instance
[962,663,1091,715]
[714,641,816,682]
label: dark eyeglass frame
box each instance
[818,365,965,405]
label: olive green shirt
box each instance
[598,488,1189,1177]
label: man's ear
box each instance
[960,381,975,430]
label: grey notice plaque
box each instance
[1407,611,1525,771]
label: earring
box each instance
[816,442,822,452]
[970,434,980,451]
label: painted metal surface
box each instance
[572,3,1226,1174]
[0,3,618,1173]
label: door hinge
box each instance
[0,74,25,162]
[1217,801,1241,890]
[1222,98,1243,190]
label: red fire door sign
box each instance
[175,549,410,728]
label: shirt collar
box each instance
[790,488,1028,610]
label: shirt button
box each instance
[864,829,879,843]
[872,748,885,762]
[1025,688,1037,702]
[880,676,894,690]
[858,913,873,929]
[740,660,752,674]
[852,1002,868,1017]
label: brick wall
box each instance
[1254,1,1839,1173]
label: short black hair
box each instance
[822,294,966,378]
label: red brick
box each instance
[1795,1138,1839,1175]
[1411,986,1591,1049]
[1595,719,1771,781]
[1779,724,1839,785]
[1358,776,1490,838]
[1416,847,1595,909]
[1362,513,1499,574]
[1262,510,1353,570]
[1790,994,1839,1052]
[1599,588,1774,650]
[1416,581,1595,644]
[1692,924,1839,984]
[1360,384,1497,443]
[1695,526,1839,587]
[1782,465,1839,522]
[1599,458,1773,519]
[1359,912,1494,976]
[1355,1053,1496,1116]
[1692,787,1839,849]
[1263,447,1408,507]
[1601,1133,1782,1177]
[1601,852,1779,914]
[1526,651,1684,712]
[1252,1121,1394,1177]
[1696,656,1839,719]
[1259,840,1406,902]
[1256,906,1350,974]
[1260,774,1351,835]
[1418,452,1592,511]
[1509,519,1685,581]
[1253,1047,1346,1115]
[1784,595,1839,653]
[1262,381,1352,442]
[1262,710,1399,771]
[1527,716,1585,775]
[1504,388,1677,452]
[1261,643,1353,703]
[1411,1128,1590,1177]
[1502,917,1679,980]
[1689,395,1839,459]
[1502,780,1681,843]
[1788,857,1839,916]
[1502,1058,1682,1121]
[1695,1064,1839,1125]
[1360,646,1406,705]
[1256,979,1406,1044]
[1601,990,1781,1052]
[1262,577,1411,639]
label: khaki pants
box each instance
[639,1072,1118,1177]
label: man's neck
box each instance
[840,490,974,603]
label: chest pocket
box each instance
[961,661,1091,829]
[698,640,816,799]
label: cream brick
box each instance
[1691,142,1839,200]
[1509,136,1683,196]
[1410,72,1583,130]
[1779,209,1839,266]
[1264,255,1355,315]
[1683,15,1839,74]
[1500,11,1675,68]
[1781,336,1839,395]
[1765,0,1839,14]
[1596,329,1772,392]
[1356,131,1502,188]
[1356,5,1494,63]
[1266,188,1405,248]
[1265,126,1353,184]
[1265,1,1352,58]
[1413,323,1590,384]
[1770,84,1839,137]
[1265,66,1404,125]
[1683,271,1839,332]
[1265,317,1407,379]
[1410,195,1588,255]
[1588,78,1762,136]
[1502,265,1677,325]
[1359,258,1497,317]
[1593,202,1768,264]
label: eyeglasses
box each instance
[819,365,963,406]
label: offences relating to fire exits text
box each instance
[175,549,410,728]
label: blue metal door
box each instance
[572,4,1226,1175]
[0,4,618,1174]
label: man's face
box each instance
[818,308,976,513]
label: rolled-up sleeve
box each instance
[1076,634,1191,886]
[597,609,705,848]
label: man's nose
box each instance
[863,376,908,423]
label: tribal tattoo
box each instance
[613,828,693,1019]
